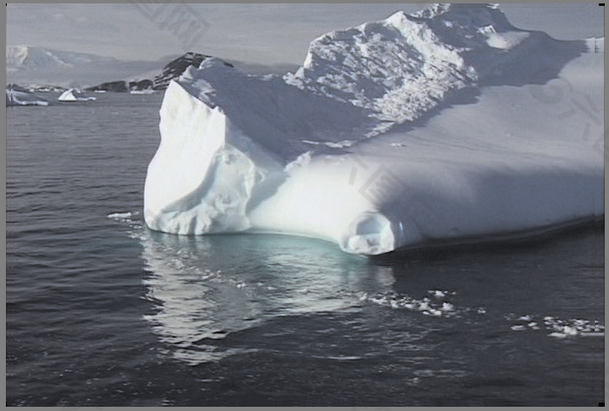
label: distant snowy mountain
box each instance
[6,45,116,72]
[6,45,161,88]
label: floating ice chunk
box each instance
[441,302,454,312]
[505,315,607,337]
[325,356,362,361]
[108,211,138,220]
[58,88,96,101]
[549,326,578,338]
[580,332,605,337]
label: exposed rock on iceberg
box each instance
[144,4,604,255]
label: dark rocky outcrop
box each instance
[153,52,233,90]
[129,79,153,92]
[85,52,234,93]
[86,80,128,93]
[86,79,154,93]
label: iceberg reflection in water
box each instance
[138,227,396,364]
[125,211,603,366]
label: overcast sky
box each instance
[6,3,606,65]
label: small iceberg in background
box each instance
[130,88,155,95]
[58,88,96,102]
[6,83,49,106]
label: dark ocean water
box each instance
[6,92,605,406]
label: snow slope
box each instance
[144,4,604,255]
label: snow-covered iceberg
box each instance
[144,4,604,255]
[58,88,96,101]
[6,84,49,106]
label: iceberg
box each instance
[144,4,604,255]
[6,84,49,106]
[58,88,96,101]
[130,88,155,95]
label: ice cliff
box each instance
[144,3,604,255]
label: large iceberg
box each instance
[144,4,604,255]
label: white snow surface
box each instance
[144,4,604,255]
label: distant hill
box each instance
[7,45,117,72]
[6,45,160,88]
